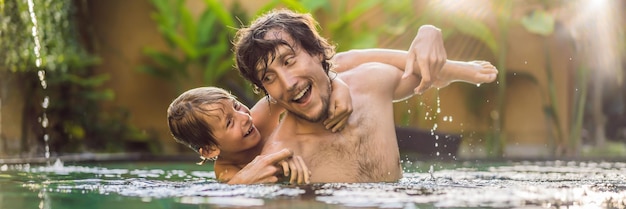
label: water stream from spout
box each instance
[27,0,51,163]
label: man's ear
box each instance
[199,145,220,159]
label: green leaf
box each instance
[197,9,218,46]
[278,0,307,13]
[449,15,499,55]
[521,10,555,36]
[137,65,171,78]
[333,0,379,28]
[142,47,183,69]
[350,32,378,49]
[300,0,330,12]
[167,30,198,59]
[64,73,110,87]
[204,0,235,27]
[179,6,197,47]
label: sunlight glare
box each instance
[429,0,492,20]
[567,0,623,84]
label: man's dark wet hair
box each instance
[167,87,234,154]
[233,9,336,95]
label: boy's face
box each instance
[204,99,261,154]
[257,30,331,122]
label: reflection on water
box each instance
[1,159,625,208]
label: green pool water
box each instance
[1,159,625,209]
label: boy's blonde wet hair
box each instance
[167,87,235,156]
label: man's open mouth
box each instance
[292,85,311,104]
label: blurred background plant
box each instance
[139,0,258,104]
[0,0,158,156]
[1,0,624,159]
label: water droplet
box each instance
[435,143,438,147]
[41,113,48,128]
[42,96,49,108]
[476,83,481,87]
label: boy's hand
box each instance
[227,149,294,184]
[324,77,353,132]
[403,25,447,95]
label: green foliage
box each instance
[521,10,555,36]
[140,0,241,91]
[1,0,157,154]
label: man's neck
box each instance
[284,112,330,135]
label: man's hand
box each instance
[227,149,294,184]
[402,25,447,95]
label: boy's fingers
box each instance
[331,116,348,132]
[297,156,310,184]
[288,160,297,184]
[403,50,416,79]
[279,160,290,177]
[325,104,336,126]
[415,58,432,94]
[265,149,293,164]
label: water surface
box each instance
[1,159,625,208]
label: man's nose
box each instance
[277,70,297,89]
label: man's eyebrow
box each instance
[255,47,293,76]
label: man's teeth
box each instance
[293,86,310,101]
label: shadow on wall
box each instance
[395,126,461,161]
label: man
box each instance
[233,9,496,182]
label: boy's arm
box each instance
[324,77,352,132]
[333,49,408,72]
[214,163,242,183]
[219,149,296,184]
[333,25,446,94]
